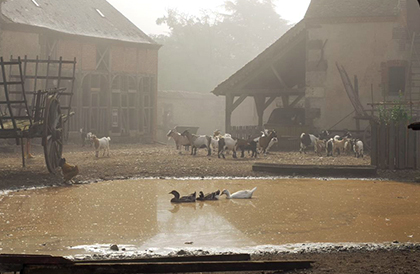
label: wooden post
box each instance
[370,121,378,166]
[225,93,233,133]
[370,84,374,117]
[281,95,289,108]
[20,137,25,168]
[354,75,360,131]
[389,122,396,170]
[398,122,406,169]
[416,130,420,170]
[379,122,387,169]
[407,125,416,169]
[254,95,265,129]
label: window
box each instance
[388,66,405,95]
[96,9,105,18]
[31,0,40,7]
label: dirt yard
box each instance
[1,142,419,273]
[0,141,417,190]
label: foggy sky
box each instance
[106,0,311,35]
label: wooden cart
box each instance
[0,56,76,173]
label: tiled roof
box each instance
[1,0,157,45]
[305,0,401,19]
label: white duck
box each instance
[221,187,257,199]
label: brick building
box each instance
[0,0,160,141]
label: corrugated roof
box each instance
[0,0,157,45]
[305,0,401,19]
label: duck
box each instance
[169,190,196,203]
[197,190,220,201]
[221,187,257,199]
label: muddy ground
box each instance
[1,142,419,273]
[1,142,418,190]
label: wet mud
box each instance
[0,178,419,257]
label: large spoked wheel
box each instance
[43,95,63,174]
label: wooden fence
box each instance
[231,126,261,139]
[370,121,420,170]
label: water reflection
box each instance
[0,178,419,256]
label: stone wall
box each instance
[305,20,408,131]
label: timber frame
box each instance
[0,0,161,141]
[212,21,307,133]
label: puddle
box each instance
[0,178,419,257]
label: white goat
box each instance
[265,137,278,154]
[91,135,111,157]
[213,130,233,155]
[300,133,318,154]
[353,140,364,158]
[333,136,349,156]
[218,135,237,159]
[181,130,211,156]
[300,130,330,154]
[211,137,219,153]
[167,129,190,153]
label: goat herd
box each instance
[300,130,364,158]
[80,127,364,159]
[167,128,278,158]
[167,128,364,159]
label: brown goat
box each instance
[258,130,277,154]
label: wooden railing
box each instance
[230,126,261,139]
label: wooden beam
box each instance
[78,254,251,264]
[254,96,265,128]
[253,163,377,177]
[22,260,314,274]
[231,88,305,96]
[213,24,306,95]
[225,93,233,133]
[271,65,288,88]
[289,94,304,108]
[48,40,57,57]
[232,94,248,111]
[281,95,289,107]
[264,96,277,109]
[95,46,110,71]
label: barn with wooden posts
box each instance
[212,0,420,147]
[0,0,160,141]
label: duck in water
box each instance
[197,190,220,201]
[169,190,196,203]
[221,187,257,199]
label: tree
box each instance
[218,0,289,69]
[154,0,290,93]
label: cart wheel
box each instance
[43,95,63,174]
[363,125,371,152]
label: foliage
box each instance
[153,0,290,93]
[378,93,411,124]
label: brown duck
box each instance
[169,190,196,203]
